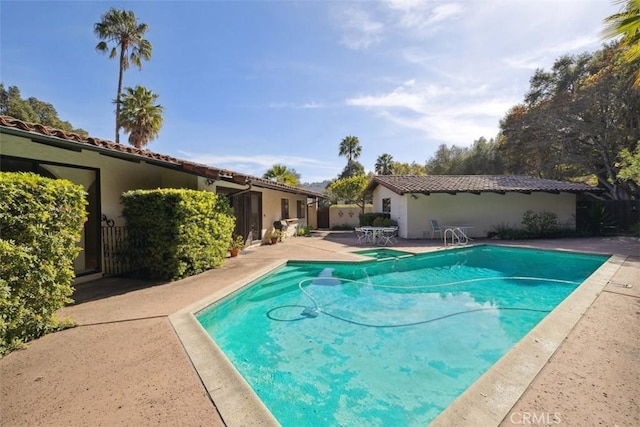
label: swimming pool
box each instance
[196,245,608,426]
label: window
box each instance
[296,200,305,218]
[382,198,391,213]
[281,198,289,219]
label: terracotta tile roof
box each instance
[368,174,601,195]
[0,115,323,197]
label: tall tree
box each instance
[604,0,640,87]
[263,164,301,186]
[0,84,86,134]
[374,153,394,175]
[425,144,467,175]
[339,160,365,179]
[95,8,152,144]
[338,135,362,162]
[392,161,427,175]
[499,45,640,199]
[118,85,163,149]
[425,138,504,175]
[328,175,371,215]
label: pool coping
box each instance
[169,247,625,426]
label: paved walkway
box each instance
[1,234,638,426]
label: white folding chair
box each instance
[355,228,369,245]
[430,220,443,239]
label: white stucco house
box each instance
[0,116,322,282]
[366,175,601,239]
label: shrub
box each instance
[522,210,559,237]
[359,212,390,226]
[372,216,395,227]
[0,172,87,355]
[297,224,313,236]
[583,205,617,236]
[487,222,529,240]
[331,223,354,230]
[121,189,235,280]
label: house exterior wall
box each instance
[372,186,407,237]
[259,188,308,238]
[372,184,577,239]
[2,135,199,225]
[329,205,373,229]
[2,134,318,277]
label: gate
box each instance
[101,225,130,276]
[317,207,330,229]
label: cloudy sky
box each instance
[1,0,619,182]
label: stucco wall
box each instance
[259,188,309,238]
[373,184,577,239]
[329,205,373,229]
[372,186,406,235]
[2,135,199,225]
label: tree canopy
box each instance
[263,164,301,186]
[338,159,365,179]
[328,175,371,214]
[118,85,164,148]
[425,138,503,175]
[95,8,152,144]
[374,153,394,175]
[499,44,640,199]
[604,0,640,87]
[0,84,86,134]
[338,135,362,162]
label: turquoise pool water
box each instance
[197,245,608,426]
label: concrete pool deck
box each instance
[1,234,638,426]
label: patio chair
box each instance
[355,227,371,245]
[430,220,443,239]
[378,227,398,246]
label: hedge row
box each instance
[0,172,87,355]
[121,188,235,280]
[359,212,391,226]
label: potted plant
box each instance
[229,235,245,257]
[270,229,282,245]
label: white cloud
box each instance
[336,7,384,50]
[268,101,326,109]
[503,33,602,70]
[345,79,515,146]
[384,0,463,33]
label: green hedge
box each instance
[359,212,391,226]
[121,189,235,280]
[0,172,87,355]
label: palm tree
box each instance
[95,8,152,143]
[263,164,300,186]
[604,0,640,86]
[375,153,394,175]
[118,85,163,149]
[338,135,362,162]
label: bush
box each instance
[0,172,87,355]
[297,224,314,236]
[487,222,529,240]
[372,217,395,227]
[583,205,617,236]
[121,189,235,280]
[522,210,559,237]
[359,212,390,226]
[331,223,355,230]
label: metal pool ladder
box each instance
[444,227,469,247]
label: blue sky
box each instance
[1,0,619,182]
